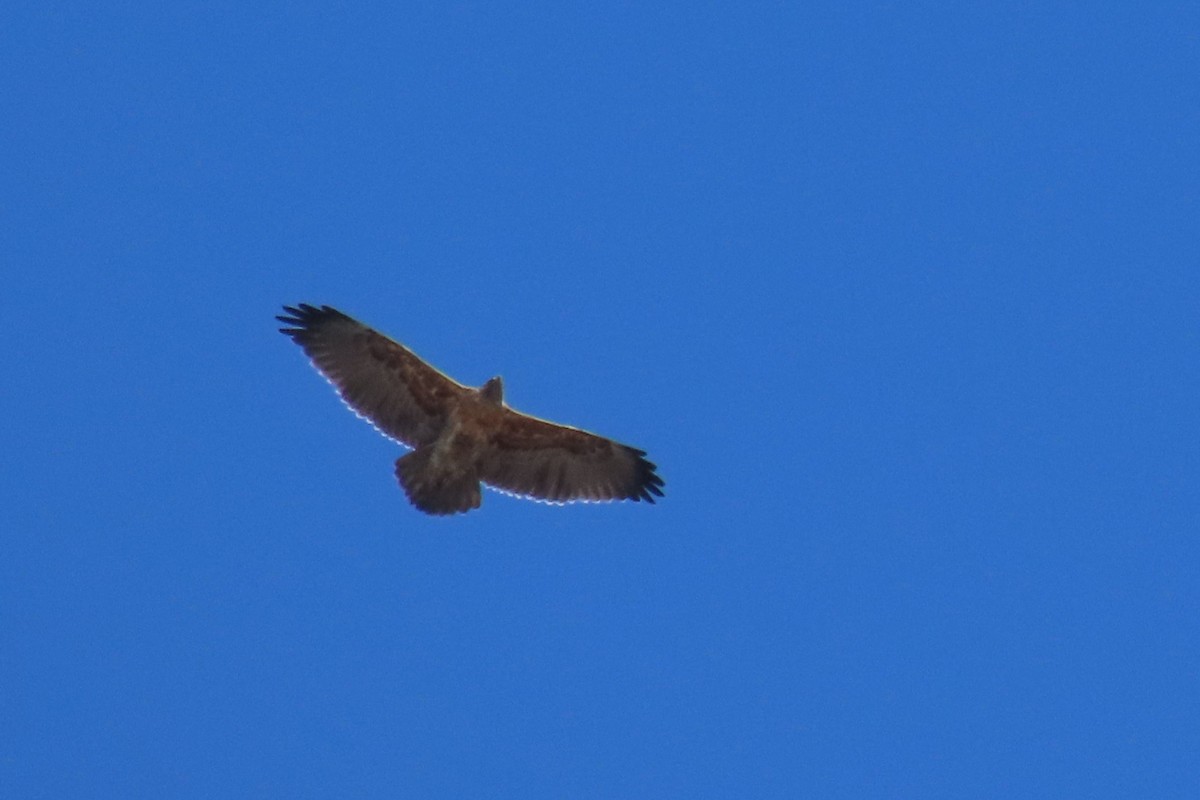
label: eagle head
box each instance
[479,376,504,404]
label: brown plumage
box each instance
[277,304,665,516]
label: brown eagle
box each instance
[278,304,664,515]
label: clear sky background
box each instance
[3,3,1198,797]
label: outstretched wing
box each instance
[477,408,664,504]
[277,304,469,448]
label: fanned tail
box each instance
[395,449,482,516]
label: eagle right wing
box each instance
[277,304,469,449]
[476,407,665,505]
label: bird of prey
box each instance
[277,304,665,515]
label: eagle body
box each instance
[278,304,664,516]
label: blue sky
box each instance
[3,2,1198,797]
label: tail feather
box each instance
[395,450,482,516]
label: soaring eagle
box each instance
[278,304,665,515]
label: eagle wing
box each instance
[477,408,665,505]
[277,304,469,448]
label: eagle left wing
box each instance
[277,304,470,448]
[477,407,664,505]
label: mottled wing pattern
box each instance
[277,304,469,448]
[477,410,665,504]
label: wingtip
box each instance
[277,303,353,337]
[634,451,664,503]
